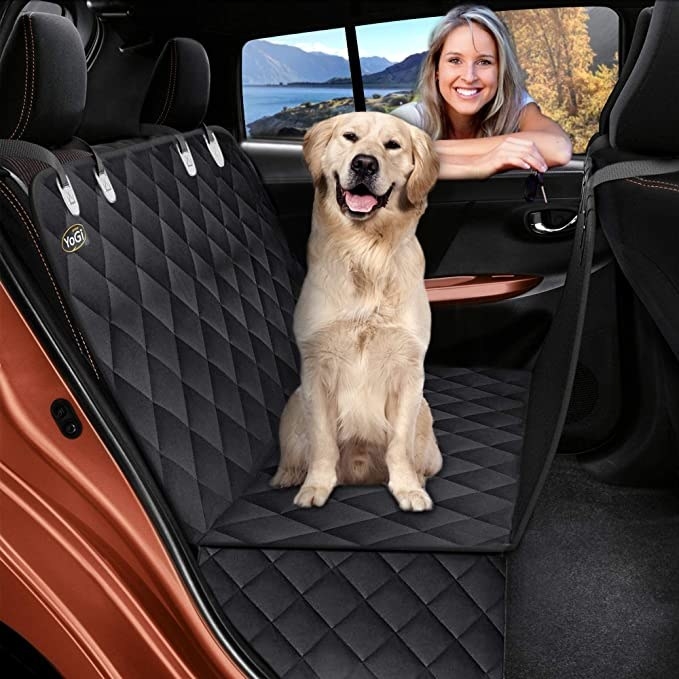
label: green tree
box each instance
[499,8,617,151]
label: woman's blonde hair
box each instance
[418,5,526,139]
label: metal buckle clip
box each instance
[175,138,197,177]
[94,167,117,204]
[203,128,225,167]
[57,174,80,216]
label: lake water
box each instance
[243,85,404,125]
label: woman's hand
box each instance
[434,136,549,180]
[474,136,548,177]
[432,104,572,180]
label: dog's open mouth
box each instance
[336,176,393,218]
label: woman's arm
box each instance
[434,104,573,179]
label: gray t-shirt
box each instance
[392,91,536,130]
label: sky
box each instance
[264,16,441,64]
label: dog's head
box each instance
[303,112,439,223]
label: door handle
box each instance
[525,209,578,236]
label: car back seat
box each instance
[0,12,598,678]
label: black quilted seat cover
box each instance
[30,129,303,542]
[200,547,505,679]
[203,366,530,552]
[28,129,531,550]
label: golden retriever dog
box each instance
[271,111,442,511]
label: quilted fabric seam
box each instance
[625,176,679,193]
[16,15,36,141]
[0,181,100,378]
[156,39,177,125]
[9,16,29,139]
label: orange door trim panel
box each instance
[0,283,248,679]
[425,274,542,305]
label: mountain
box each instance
[242,40,393,84]
[243,41,347,84]
[360,56,393,74]
[328,52,426,88]
[362,52,425,87]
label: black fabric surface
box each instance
[30,129,303,542]
[203,365,529,552]
[141,38,211,131]
[597,7,651,137]
[505,456,679,679]
[0,12,86,146]
[610,0,679,155]
[596,166,679,364]
[200,547,505,679]
[25,127,541,552]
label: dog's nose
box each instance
[351,154,378,176]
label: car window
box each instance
[242,6,618,152]
[242,28,356,139]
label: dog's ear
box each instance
[405,127,439,207]
[303,117,338,186]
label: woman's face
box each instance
[436,22,499,126]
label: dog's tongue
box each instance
[345,190,378,213]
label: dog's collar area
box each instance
[335,175,393,220]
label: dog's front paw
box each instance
[294,484,334,508]
[390,487,433,512]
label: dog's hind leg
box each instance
[271,388,308,488]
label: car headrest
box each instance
[0,12,86,147]
[598,6,652,136]
[140,37,210,131]
[610,0,679,155]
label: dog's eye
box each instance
[384,140,401,150]
[343,132,358,143]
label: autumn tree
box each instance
[499,8,617,151]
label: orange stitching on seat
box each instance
[16,15,35,140]
[626,177,679,193]
[0,181,101,379]
[9,17,30,139]
[156,40,177,125]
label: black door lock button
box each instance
[50,399,82,439]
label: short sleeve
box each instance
[521,90,537,108]
[391,102,425,128]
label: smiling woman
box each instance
[392,4,572,179]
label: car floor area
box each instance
[506,455,679,679]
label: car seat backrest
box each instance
[1,16,303,543]
[0,12,86,147]
[593,0,679,365]
[597,6,652,137]
[609,1,679,156]
[140,37,211,131]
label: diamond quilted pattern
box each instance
[200,547,505,679]
[31,129,303,541]
[29,128,530,552]
[202,365,529,551]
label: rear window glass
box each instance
[242,6,619,153]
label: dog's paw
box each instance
[294,484,334,508]
[390,487,433,512]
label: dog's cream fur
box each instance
[271,111,442,511]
